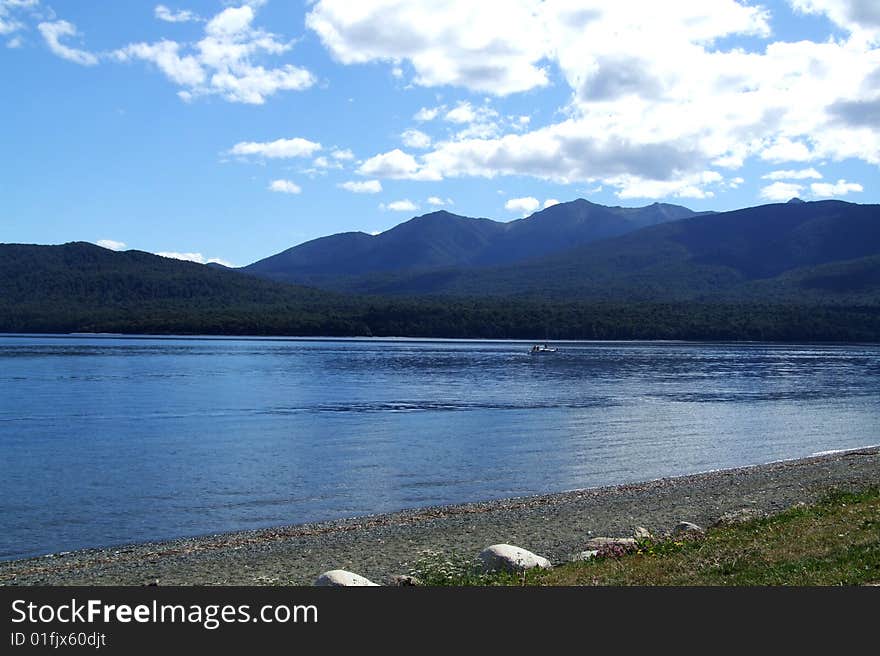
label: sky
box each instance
[1,0,878,267]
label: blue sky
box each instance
[1,0,878,266]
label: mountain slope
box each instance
[0,242,370,334]
[243,199,699,287]
[345,200,880,301]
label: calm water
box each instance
[1,335,878,560]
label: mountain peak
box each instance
[787,197,806,204]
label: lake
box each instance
[1,335,878,560]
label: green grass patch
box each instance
[414,487,880,586]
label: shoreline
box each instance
[2,446,878,586]
[4,333,880,346]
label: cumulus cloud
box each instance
[762,168,824,180]
[96,239,126,251]
[760,181,804,201]
[154,5,200,23]
[302,1,880,198]
[338,179,382,193]
[306,0,551,95]
[229,137,322,159]
[790,0,880,40]
[759,138,814,163]
[38,20,99,66]
[504,196,541,216]
[543,198,560,208]
[34,5,314,104]
[413,106,441,122]
[268,179,302,194]
[426,196,453,206]
[114,4,313,104]
[810,179,864,197]
[401,128,431,149]
[358,148,441,180]
[115,40,205,86]
[380,199,418,211]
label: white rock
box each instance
[314,570,379,586]
[570,550,599,562]
[478,544,552,573]
[633,527,653,540]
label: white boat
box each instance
[530,344,557,353]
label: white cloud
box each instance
[302,1,880,198]
[0,0,37,37]
[444,101,477,124]
[115,40,205,86]
[339,179,382,193]
[760,181,804,201]
[38,20,99,66]
[759,138,815,163]
[155,251,235,267]
[401,128,431,149]
[268,179,302,194]
[426,196,453,206]
[444,101,501,139]
[306,0,550,95]
[0,17,20,35]
[229,137,322,159]
[810,179,864,197]
[414,106,441,122]
[119,3,314,104]
[505,196,540,216]
[543,198,560,208]
[358,148,440,180]
[154,5,200,23]
[380,199,418,212]
[331,148,355,160]
[611,171,723,199]
[96,239,126,251]
[789,1,880,41]
[762,168,823,180]
[312,155,342,170]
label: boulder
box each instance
[570,550,599,562]
[633,527,653,541]
[583,537,637,550]
[478,544,552,573]
[672,521,705,537]
[314,570,379,586]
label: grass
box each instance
[410,487,880,586]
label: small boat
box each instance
[530,343,557,353]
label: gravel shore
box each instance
[2,447,878,586]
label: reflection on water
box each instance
[0,335,878,559]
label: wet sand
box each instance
[1,446,878,585]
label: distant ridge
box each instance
[243,198,700,288]
[362,199,880,301]
[242,198,880,302]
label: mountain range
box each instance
[3,196,880,339]
[243,199,704,289]
[240,197,880,302]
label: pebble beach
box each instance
[2,446,878,586]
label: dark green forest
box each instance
[3,241,880,342]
